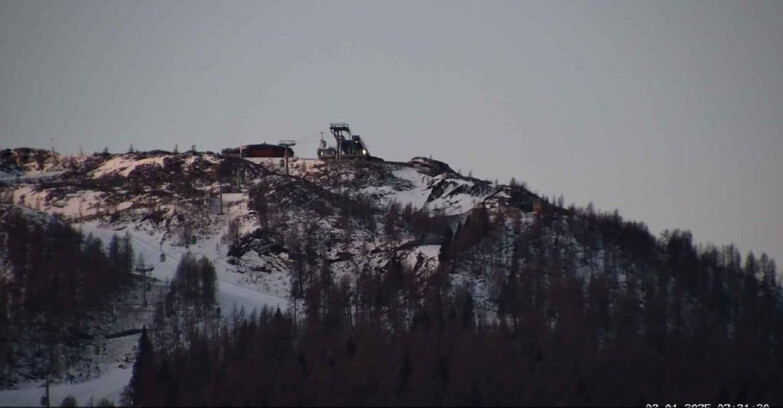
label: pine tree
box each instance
[384,202,399,241]
[108,234,120,276]
[123,232,134,278]
[199,256,217,309]
[761,254,777,287]
[744,251,758,278]
[439,227,452,265]
[123,326,155,407]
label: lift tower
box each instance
[329,123,351,159]
[278,140,296,175]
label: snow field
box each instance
[0,364,133,407]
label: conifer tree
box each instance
[438,226,452,265]
[123,326,155,407]
[199,256,217,309]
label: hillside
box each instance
[1,147,782,406]
[0,149,535,313]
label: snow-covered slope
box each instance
[252,156,499,216]
[0,365,132,407]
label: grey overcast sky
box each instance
[1,1,782,263]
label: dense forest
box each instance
[125,201,783,406]
[0,206,136,386]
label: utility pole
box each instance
[279,140,296,176]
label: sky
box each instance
[1,0,782,264]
